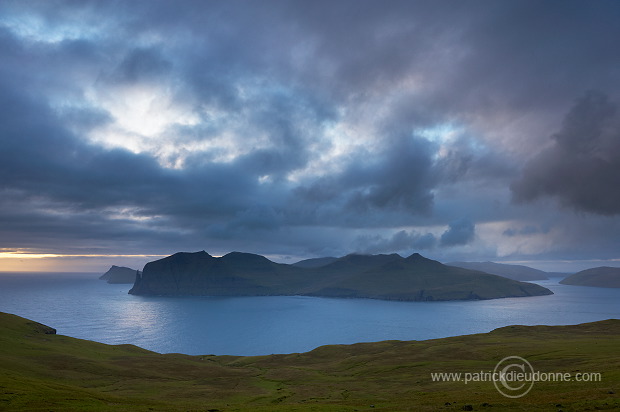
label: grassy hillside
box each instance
[560,267,620,288]
[1,311,618,411]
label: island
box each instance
[128,251,553,301]
[446,261,549,281]
[560,266,620,288]
[99,265,139,284]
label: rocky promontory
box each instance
[100,265,139,284]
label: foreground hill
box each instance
[560,266,620,288]
[99,265,138,284]
[447,261,549,281]
[1,311,618,411]
[129,251,552,301]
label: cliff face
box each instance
[129,251,304,296]
[128,251,553,301]
[130,251,216,295]
[99,265,139,284]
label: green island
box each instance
[1,312,618,411]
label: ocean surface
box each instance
[0,272,618,356]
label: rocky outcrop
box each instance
[100,265,139,284]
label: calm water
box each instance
[0,272,618,356]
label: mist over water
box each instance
[0,273,618,356]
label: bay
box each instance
[0,272,618,356]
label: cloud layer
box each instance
[1,0,619,270]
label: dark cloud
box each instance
[440,219,475,247]
[356,218,477,255]
[113,47,172,83]
[503,224,550,238]
[345,136,436,214]
[354,230,437,255]
[511,91,620,215]
[211,205,284,235]
[435,135,519,184]
[295,134,437,222]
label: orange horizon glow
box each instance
[0,252,168,259]
[0,251,169,273]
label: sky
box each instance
[1,0,620,273]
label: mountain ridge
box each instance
[129,251,552,301]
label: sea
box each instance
[0,272,618,356]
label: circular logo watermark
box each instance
[493,356,535,398]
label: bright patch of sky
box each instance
[476,221,556,258]
[0,12,103,44]
[417,123,463,157]
[286,116,358,183]
[103,207,162,223]
[84,84,199,152]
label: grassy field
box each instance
[0,311,618,411]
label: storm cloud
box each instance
[512,92,620,215]
[440,219,476,247]
[1,0,619,270]
[354,229,437,255]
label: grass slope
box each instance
[1,312,618,411]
